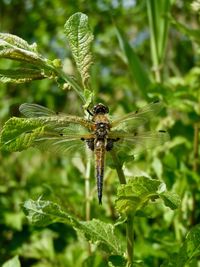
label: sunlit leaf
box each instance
[115,177,180,214]
[0,33,46,66]
[64,12,93,87]
[0,33,37,51]
[2,255,21,267]
[74,219,123,255]
[115,177,161,214]
[0,117,45,152]
[0,68,46,83]
[23,199,123,255]
[22,199,72,226]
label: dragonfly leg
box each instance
[87,108,93,116]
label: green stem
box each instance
[126,214,134,267]
[46,63,86,103]
[85,158,92,254]
[193,123,199,172]
[110,150,134,265]
[85,159,91,221]
[110,150,126,184]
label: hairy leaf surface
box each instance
[0,68,46,83]
[0,117,45,151]
[23,199,123,255]
[64,12,93,87]
[115,177,180,214]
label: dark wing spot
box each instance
[86,139,94,150]
[158,130,166,133]
[81,137,85,141]
[59,133,63,136]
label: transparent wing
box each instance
[19,103,93,130]
[108,130,170,155]
[19,103,94,156]
[19,103,57,117]
[34,130,94,156]
[111,100,164,131]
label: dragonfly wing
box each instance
[19,103,93,130]
[18,103,94,156]
[34,131,94,156]
[108,130,170,156]
[111,100,164,131]
[19,103,57,117]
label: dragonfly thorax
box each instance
[95,122,109,138]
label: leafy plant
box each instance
[0,4,200,267]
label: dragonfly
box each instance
[19,100,169,204]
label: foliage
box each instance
[0,1,200,267]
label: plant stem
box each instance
[126,214,134,267]
[85,158,91,254]
[193,123,199,172]
[190,123,199,225]
[110,150,126,185]
[110,150,134,265]
[85,161,91,221]
[46,63,86,103]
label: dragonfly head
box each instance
[92,103,109,115]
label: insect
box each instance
[18,100,169,204]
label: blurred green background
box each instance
[0,0,200,266]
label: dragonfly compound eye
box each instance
[93,103,109,114]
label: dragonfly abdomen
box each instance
[95,140,106,204]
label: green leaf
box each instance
[0,33,37,51]
[22,199,123,255]
[64,12,93,87]
[0,68,46,83]
[160,191,181,210]
[115,177,180,214]
[0,33,87,102]
[0,33,46,65]
[115,177,161,214]
[116,27,151,96]
[176,225,200,267]
[170,16,200,45]
[0,117,45,151]
[2,255,21,267]
[108,255,127,267]
[22,199,73,227]
[74,219,123,255]
[83,88,94,110]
